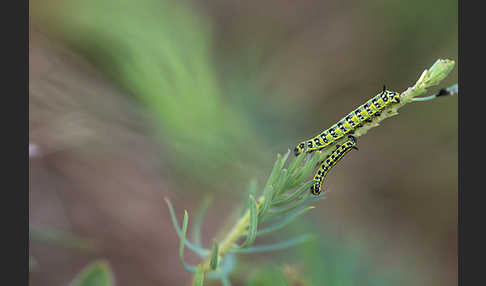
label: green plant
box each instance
[69,260,114,286]
[166,59,457,285]
[31,0,264,184]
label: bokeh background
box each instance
[29,0,458,285]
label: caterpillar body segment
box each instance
[310,136,358,196]
[294,88,400,156]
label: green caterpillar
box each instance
[310,136,358,196]
[294,87,400,156]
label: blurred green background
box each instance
[29,0,457,285]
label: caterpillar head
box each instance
[293,142,306,156]
[385,90,401,104]
[347,135,357,144]
[310,183,321,196]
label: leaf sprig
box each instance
[165,58,457,286]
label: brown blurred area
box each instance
[29,32,196,285]
[29,0,457,285]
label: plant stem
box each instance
[202,196,265,271]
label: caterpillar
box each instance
[294,87,400,156]
[310,136,358,196]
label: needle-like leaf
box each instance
[271,180,315,207]
[237,195,258,248]
[286,149,306,177]
[241,179,257,217]
[165,198,210,257]
[258,185,274,219]
[179,210,198,272]
[231,234,315,254]
[192,195,213,247]
[257,206,315,236]
[209,241,219,270]
[192,264,205,286]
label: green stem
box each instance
[202,196,264,272]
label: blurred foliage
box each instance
[231,221,426,286]
[30,226,95,252]
[246,264,288,286]
[31,0,269,186]
[295,223,420,286]
[231,221,424,286]
[69,261,114,286]
[192,264,206,286]
[30,0,457,190]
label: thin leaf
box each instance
[257,206,315,236]
[257,185,274,218]
[271,180,315,207]
[279,150,291,168]
[192,195,213,247]
[294,152,324,184]
[273,169,289,197]
[267,194,313,217]
[208,254,236,279]
[265,154,284,188]
[178,215,197,273]
[192,264,205,286]
[69,260,114,286]
[179,210,189,264]
[410,95,439,102]
[286,150,306,177]
[265,151,290,190]
[241,179,257,217]
[165,198,210,257]
[285,150,316,189]
[258,152,291,217]
[238,195,258,248]
[257,153,284,218]
[209,241,219,270]
[230,234,315,254]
